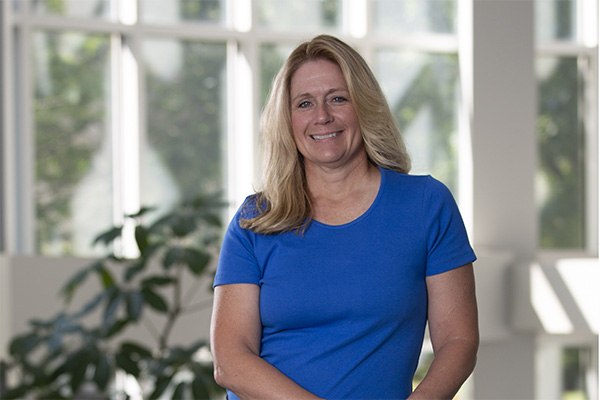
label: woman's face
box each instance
[289,58,365,172]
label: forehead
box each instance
[290,59,347,95]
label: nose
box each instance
[316,102,333,124]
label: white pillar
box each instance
[469,1,538,398]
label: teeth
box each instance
[311,132,338,140]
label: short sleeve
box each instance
[213,202,262,287]
[424,176,476,276]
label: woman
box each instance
[210,34,478,399]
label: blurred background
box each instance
[0,0,598,399]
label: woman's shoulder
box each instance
[234,193,275,225]
[381,167,439,187]
[381,168,453,200]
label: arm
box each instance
[409,263,479,400]
[210,284,322,400]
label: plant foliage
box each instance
[1,193,226,399]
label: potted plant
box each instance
[0,193,226,399]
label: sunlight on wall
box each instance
[531,263,573,334]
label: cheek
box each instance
[290,114,306,141]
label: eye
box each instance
[331,96,348,103]
[297,100,312,109]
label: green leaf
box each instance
[126,206,156,218]
[163,247,210,275]
[185,249,210,276]
[163,247,184,269]
[72,291,107,319]
[172,381,186,399]
[103,289,123,325]
[94,264,116,289]
[171,214,198,237]
[39,388,69,400]
[2,385,31,399]
[93,353,112,391]
[60,266,92,303]
[126,290,144,321]
[191,373,212,400]
[115,352,140,377]
[135,225,150,253]
[124,259,146,282]
[164,346,190,365]
[141,276,176,287]
[201,211,223,227]
[65,348,91,394]
[149,375,172,399]
[93,226,123,246]
[121,341,152,359]
[9,332,40,357]
[104,318,129,338]
[141,287,168,313]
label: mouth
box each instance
[310,131,340,141]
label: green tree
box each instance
[537,56,586,249]
[144,40,227,199]
[34,30,110,254]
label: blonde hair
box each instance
[241,34,411,234]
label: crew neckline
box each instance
[310,166,386,230]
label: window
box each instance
[6,0,229,256]
[32,30,112,255]
[5,0,464,257]
[561,346,595,400]
[535,0,598,251]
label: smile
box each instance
[310,132,339,140]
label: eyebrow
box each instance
[290,88,349,104]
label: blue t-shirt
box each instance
[214,168,476,399]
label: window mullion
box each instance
[226,40,256,217]
[583,54,598,255]
[110,29,142,258]
[18,18,35,254]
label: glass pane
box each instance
[142,39,226,209]
[561,347,593,400]
[141,0,223,24]
[259,43,294,106]
[374,0,457,35]
[32,0,111,19]
[375,49,460,192]
[33,31,112,256]
[537,56,586,249]
[256,0,341,31]
[536,0,577,42]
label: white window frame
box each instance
[2,0,465,255]
[536,0,599,258]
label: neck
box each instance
[305,156,378,201]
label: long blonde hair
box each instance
[241,35,411,234]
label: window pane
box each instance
[33,31,112,256]
[375,50,460,192]
[259,43,293,106]
[537,56,586,249]
[562,346,593,400]
[256,0,341,31]
[373,0,457,35]
[536,0,577,42]
[140,0,223,24]
[32,0,111,19]
[142,39,226,209]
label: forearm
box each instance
[214,350,322,400]
[409,338,478,400]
